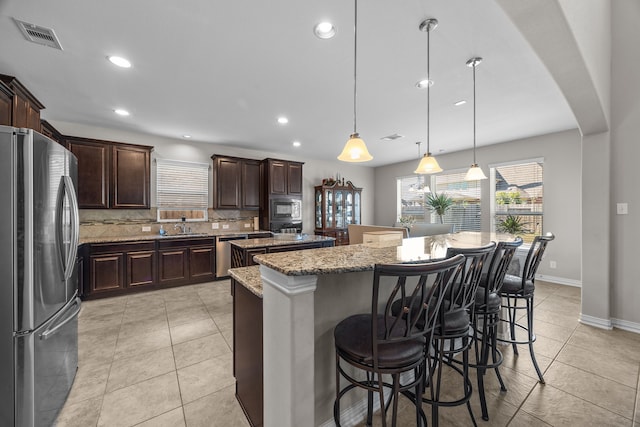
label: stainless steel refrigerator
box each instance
[0,126,81,426]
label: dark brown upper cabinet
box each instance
[212,155,261,210]
[68,136,152,209]
[262,158,304,197]
[0,74,44,132]
[0,81,13,126]
[40,120,64,146]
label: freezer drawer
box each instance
[15,296,80,427]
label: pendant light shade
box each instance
[414,18,442,175]
[338,133,372,162]
[414,153,442,174]
[464,57,487,181]
[338,0,373,163]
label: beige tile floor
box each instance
[55,280,640,426]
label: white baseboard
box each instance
[611,318,640,334]
[579,313,613,330]
[535,274,581,287]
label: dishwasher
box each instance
[216,234,248,278]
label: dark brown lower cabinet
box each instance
[126,251,156,287]
[233,278,263,427]
[158,248,189,285]
[231,239,333,268]
[82,237,215,299]
[90,252,124,294]
[189,246,215,281]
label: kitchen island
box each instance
[252,232,513,427]
[230,234,335,268]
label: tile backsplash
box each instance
[79,208,260,238]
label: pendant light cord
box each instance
[426,24,430,155]
[353,0,358,134]
[472,61,477,164]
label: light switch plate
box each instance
[212,223,219,229]
[244,223,251,228]
[222,224,229,229]
[142,226,151,232]
[617,203,628,215]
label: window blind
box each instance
[397,175,429,222]
[156,159,209,210]
[431,171,482,231]
[491,160,544,241]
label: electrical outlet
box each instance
[212,223,219,229]
[142,226,151,232]
[244,223,251,228]
[550,261,557,269]
[222,224,229,229]
[617,203,629,215]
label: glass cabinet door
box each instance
[315,189,322,228]
[335,190,344,229]
[345,191,353,225]
[354,191,361,225]
[326,190,333,228]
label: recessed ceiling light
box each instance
[415,79,434,89]
[108,56,131,68]
[454,100,467,106]
[292,141,301,147]
[183,135,192,139]
[114,109,130,116]
[277,116,289,124]
[314,22,336,39]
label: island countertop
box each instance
[254,232,514,276]
[229,234,335,249]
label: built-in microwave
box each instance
[270,198,302,221]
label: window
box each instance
[490,159,543,243]
[397,175,430,222]
[396,170,482,231]
[156,159,209,221]
[430,170,482,231]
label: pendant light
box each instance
[464,56,487,181]
[409,142,431,193]
[338,0,373,162]
[414,18,442,174]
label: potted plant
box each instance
[425,192,454,224]
[497,214,530,235]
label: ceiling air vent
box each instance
[13,19,63,50]
[380,133,404,141]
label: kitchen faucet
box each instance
[174,217,188,234]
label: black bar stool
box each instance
[333,255,465,427]
[472,237,523,421]
[498,232,555,383]
[422,243,495,427]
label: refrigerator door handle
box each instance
[62,175,80,281]
[39,297,81,340]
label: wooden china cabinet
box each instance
[314,180,362,246]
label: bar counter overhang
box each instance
[254,232,514,427]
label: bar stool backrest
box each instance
[371,254,465,366]
[444,243,496,314]
[521,232,555,285]
[487,238,523,294]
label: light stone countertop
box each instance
[230,234,334,249]
[253,232,515,276]
[229,265,262,298]
[79,230,272,245]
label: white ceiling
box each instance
[0,0,577,167]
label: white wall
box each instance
[374,129,582,284]
[50,120,375,235]
[611,0,640,325]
